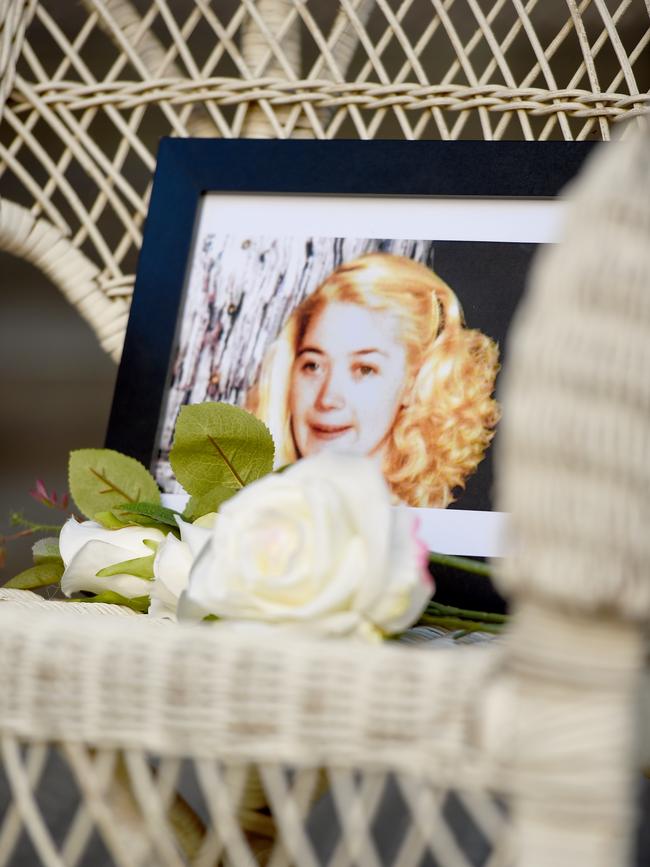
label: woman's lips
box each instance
[308,422,353,441]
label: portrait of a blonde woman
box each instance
[247,253,500,509]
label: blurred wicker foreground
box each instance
[0,0,648,360]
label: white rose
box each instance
[182,454,432,639]
[60,517,166,599]
[149,514,216,621]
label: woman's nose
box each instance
[316,370,345,410]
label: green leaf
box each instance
[183,486,237,521]
[4,561,64,590]
[32,537,63,566]
[75,592,150,613]
[94,510,131,530]
[93,508,179,537]
[95,553,155,580]
[170,403,274,497]
[69,449,160,520]
[113,502,183,528]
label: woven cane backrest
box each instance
[0,0,648,358]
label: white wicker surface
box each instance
[0,591,643,866]
[0,600,499,780]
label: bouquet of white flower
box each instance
[2,402,506,639]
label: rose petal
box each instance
[150,534,193,620]
[288,454,392,589]
[365,510,431,632]
[181,453,429,640]
[176,587,213,622]
[59,517,165,565]
[177,516,214,558]
[61,540,153,599]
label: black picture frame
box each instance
[106,138,596,612]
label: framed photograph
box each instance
[107,139,594,608]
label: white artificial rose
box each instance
[149,514,216,621]
[59,517,166,599]
[182,454,432,639]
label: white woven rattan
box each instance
[0,590,643,867]
[0,1,648,359]
[1,129,650,865]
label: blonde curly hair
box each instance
[248,253,500,508]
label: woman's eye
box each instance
[354,364,379,377]
[300,359,321,374]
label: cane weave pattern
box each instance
[0,0,648,358]
[0,597,513,867]
[0,583,645,866]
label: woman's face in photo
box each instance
[289,301,408,460]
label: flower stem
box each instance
[417,614,503,635]
[428,551,492,578]
[9,513,64,533]
[425,600,507,624]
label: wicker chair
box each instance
[1,123,649,867]
[1,3,649,865]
